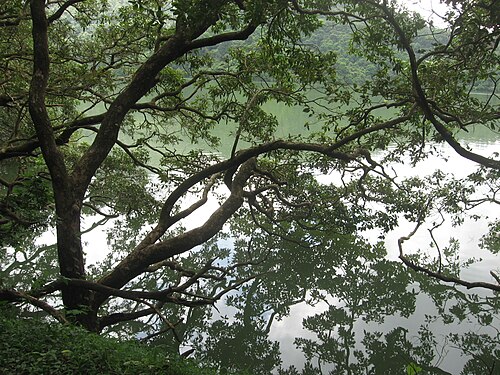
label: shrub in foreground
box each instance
[0,312,216,375]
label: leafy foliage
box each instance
[0,309,223,375]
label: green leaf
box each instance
[406,362,422,375]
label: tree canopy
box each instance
[0,0,499,371]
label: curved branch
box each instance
[331,110,415,150]
[187,21,258,50]
[371,1,500,170]
[98,306,159,330]
[70,16,263,201]
[0,113,105,161]
[399,255,500,292]
[0,202,37,226]
[0,289,68,324]
[95,159,257,301]
[47,0,86,24]
[130,139,353,258]
[398,219,500,292]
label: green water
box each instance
[4,92,497,374]
[152,97,498,374]
[110,90,499,161]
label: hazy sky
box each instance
[406,0,451,26]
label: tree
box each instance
[0,0,498,350]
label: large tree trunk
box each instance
[25,0,262,332]
[55,193,98,331]
[27,0,97,331]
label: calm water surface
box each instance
[267,142,499,374]
[40,99,500,374]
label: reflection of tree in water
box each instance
[193,317,280,374]
[180,227,498,374]
[141,172,498,374]
[277,238,419,375]
[276,250,499,375]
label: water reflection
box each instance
[184,232,498,374]
[16,137,496,373]
[170,142,500,374]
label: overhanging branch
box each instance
[0,289,68,324]
[399,255,500,292]
[370,0,500,170]
[398,220,500,292]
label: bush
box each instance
[0,311,216,375]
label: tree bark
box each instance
[28,0,98,330]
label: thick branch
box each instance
[186,21,258,50]
[28,0,69,187]
[132,139,352,255]
[0,289,68,324]
[47,0,86,23]
[98,307,158,330]
[0,113,105,160]
[96,159,257,293]
[70,18,262,201]
[372,1,500,170]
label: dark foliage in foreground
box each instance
[0,310,220,375]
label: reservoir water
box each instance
[29,97,500,374]
[178,139,499,375]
